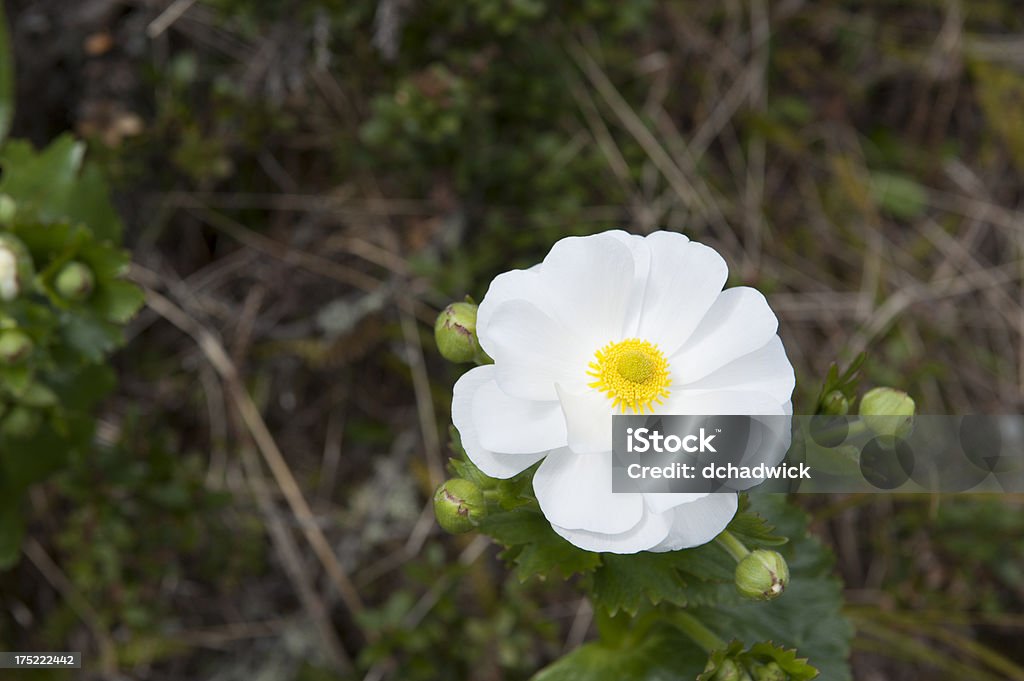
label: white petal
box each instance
[452,366,547,479]
[671,287,779,384]
[555,383,614,453]
[678,336,795,404]
[650,493,738,552]
[484,299,588,400]
[606,230,655,335]
[472,380,567,453]
[550,504,672,554]
[663,389,787,416]
[534,233,636,350]
[477,268,548,355]
[643,491,709,515]
[634,232,728,354]
[533,449,643,534]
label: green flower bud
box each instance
[54,261,96,301]
[0,195,15,225]
[735,549,789,601]
[0,233,34,302]
[821,390,849,416]
[1,405,42,439]
[0,329,34,365]
[708,659,752,681]
[752,661,786,681]
[859,387,915,442]
[434,301,485,364]
[433,478,486,533]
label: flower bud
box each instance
[751,661,786,681]
[0,329,33,365]
[54,261,96,301]
[434,301,485,364]
[433,478,486,533]
[0,195,15,225]
[859,387,915,441]
[735,549,789,601]
[821,390,849,416]
[708,659,752,681]
[0,234,33,302]
[1,405,42,439]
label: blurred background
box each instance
[2,0,1024,679]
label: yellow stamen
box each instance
[587,338,671,413]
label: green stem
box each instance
[669,611,726,653]
[716,530,750,563]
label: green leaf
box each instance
[869,171,927,221]
[480,506,601,580]
[815,353,866,411]
[0,135,124,241]
[586,502,790,617]
[531,623,706,681]
[727,499,789,548]
[746,641,819,680]
[697,640,818,681]
[690,496,853,681]
[590,547,736,616]
[0,2,13,145]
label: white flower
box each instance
[0,243,20,301]
[452,230,794,554]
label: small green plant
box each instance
[0,4,144,568]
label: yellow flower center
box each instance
[587,338,671,413]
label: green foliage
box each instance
[697,640,817,681]
[51,420,250,634]
[814,354,866,415]
[358,546,559,681]
[588,499,787,617]
[688,497,852,681]
[531,623,707,681]
[0,129,143,567]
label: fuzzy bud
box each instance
[54,261,96,301]
[751,662,787,681]
[0,329,33,365]
[433,478,487,534]
[0,195,15,225]
[708,659,752,681]
[821,390,849,416]
[859,387,915,442]
[434,301,485,364]
[735,549,789,601]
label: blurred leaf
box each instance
[869,172,927,220]
[0,135,124,241]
